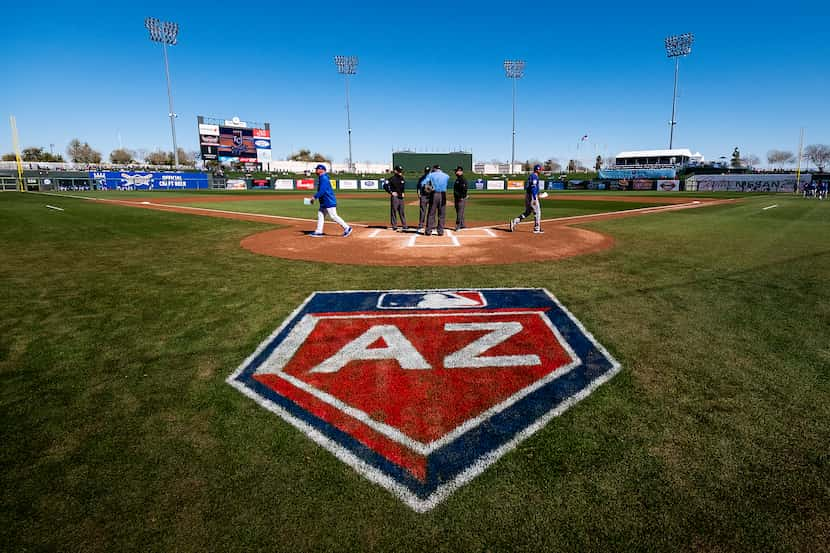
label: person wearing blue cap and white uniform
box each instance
[509,164,543,233]
[309,164,352,237]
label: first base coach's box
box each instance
[228,288,620,512]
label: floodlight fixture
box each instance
[504,59,526,170]
[664,33,694,149]
[334,55,359,171]
[145,17,180,166]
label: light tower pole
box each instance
[145,17,180,167]
[334,55,358,172]
[664,33,694,150]
[504,60,525,172]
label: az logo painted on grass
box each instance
[227,289,620,512]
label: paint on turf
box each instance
[227,289,621,512]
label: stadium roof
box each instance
[616,148,704,160]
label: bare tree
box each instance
[544,158,562,172]
[767,150,795,169]
[741,154,760,169]
[66,139,102,164]
[595,155,602,172]
[109,148,134,164]
[145,151,169,165]
[803,144,830,172]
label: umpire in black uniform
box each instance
[416,166,431,233]
[385,165,407,231]
[453,166,468,230]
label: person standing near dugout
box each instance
[453,165,468,230]
[416,166,431,233]
[424,165,450,236]
[509,164,543,234]
[385,165,407,231]
[309,164,352,237]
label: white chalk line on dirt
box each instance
[465,200,708,230]
[32,193,370,227]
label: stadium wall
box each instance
[392,152,473,172]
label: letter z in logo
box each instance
[227,288,620,512]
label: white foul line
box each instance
[45,205,64,211]
[762,204,778,211]
[368,229,381,237]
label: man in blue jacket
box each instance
[424,165,450,236]
[509,164,543,233]
[310,164,352,237]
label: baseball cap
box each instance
[423,165,430,172]
[432,164,441,170]
[455,166,464,171]
[533,164,542,171]
[315,164,327,170]
[394,165,403,172]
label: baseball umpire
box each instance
[385,165,407,231]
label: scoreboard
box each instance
[197,116,271,164]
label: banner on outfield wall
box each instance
[273,178,294,190]
[657,179,680,191]
[546,181,565,190]
[251,179,270,189]
[339,179,358,190]
[487,180,505,190]
[686,173,810,192]
[296,179,315,190]
[474,178,485,190]
[632,179,655,190]
[226,179,246,190]
[599,168,676,179]
[507,180,524,190]
[90,171,209,190]
[360,180,379,190]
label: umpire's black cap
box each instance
[394,165,403,172]
[423,165,430,172]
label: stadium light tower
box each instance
[504,60,525,171]
[145,17,180,167]
[664,33,694,150]
[334,55,358,172]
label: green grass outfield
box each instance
[1,191,828,551]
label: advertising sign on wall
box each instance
[226,179,246,190]
[632,179,655,190]
[599,168,677,179]
[273,179,294,190]
[360,180,379,190]
[507,180,524,190]
[339,179,358,190]
[90,171,209,190]
[474,178,485,190]
[486,180,505,190]
[546,181,565,190]
[251,179,270,188]
[687,173,809,192]
[296,179,315,190]
[657,179,680,191]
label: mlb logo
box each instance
[228,289,620,512]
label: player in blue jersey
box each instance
[509,164,543,233]
[309,164,352,237]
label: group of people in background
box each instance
[802,181,828,199]
[382,164,469,236]
[308,162,543,237]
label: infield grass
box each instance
[1,191,828,552]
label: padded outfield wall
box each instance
[392,152,473,173]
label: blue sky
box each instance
[2,0,827,167]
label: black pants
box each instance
[390,195,406,228]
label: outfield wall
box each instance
[685,173,810,192]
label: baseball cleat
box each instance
[310,232,324,237]
[509,219,516,232]
[533,228,544,234]
[343,227,353,237]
